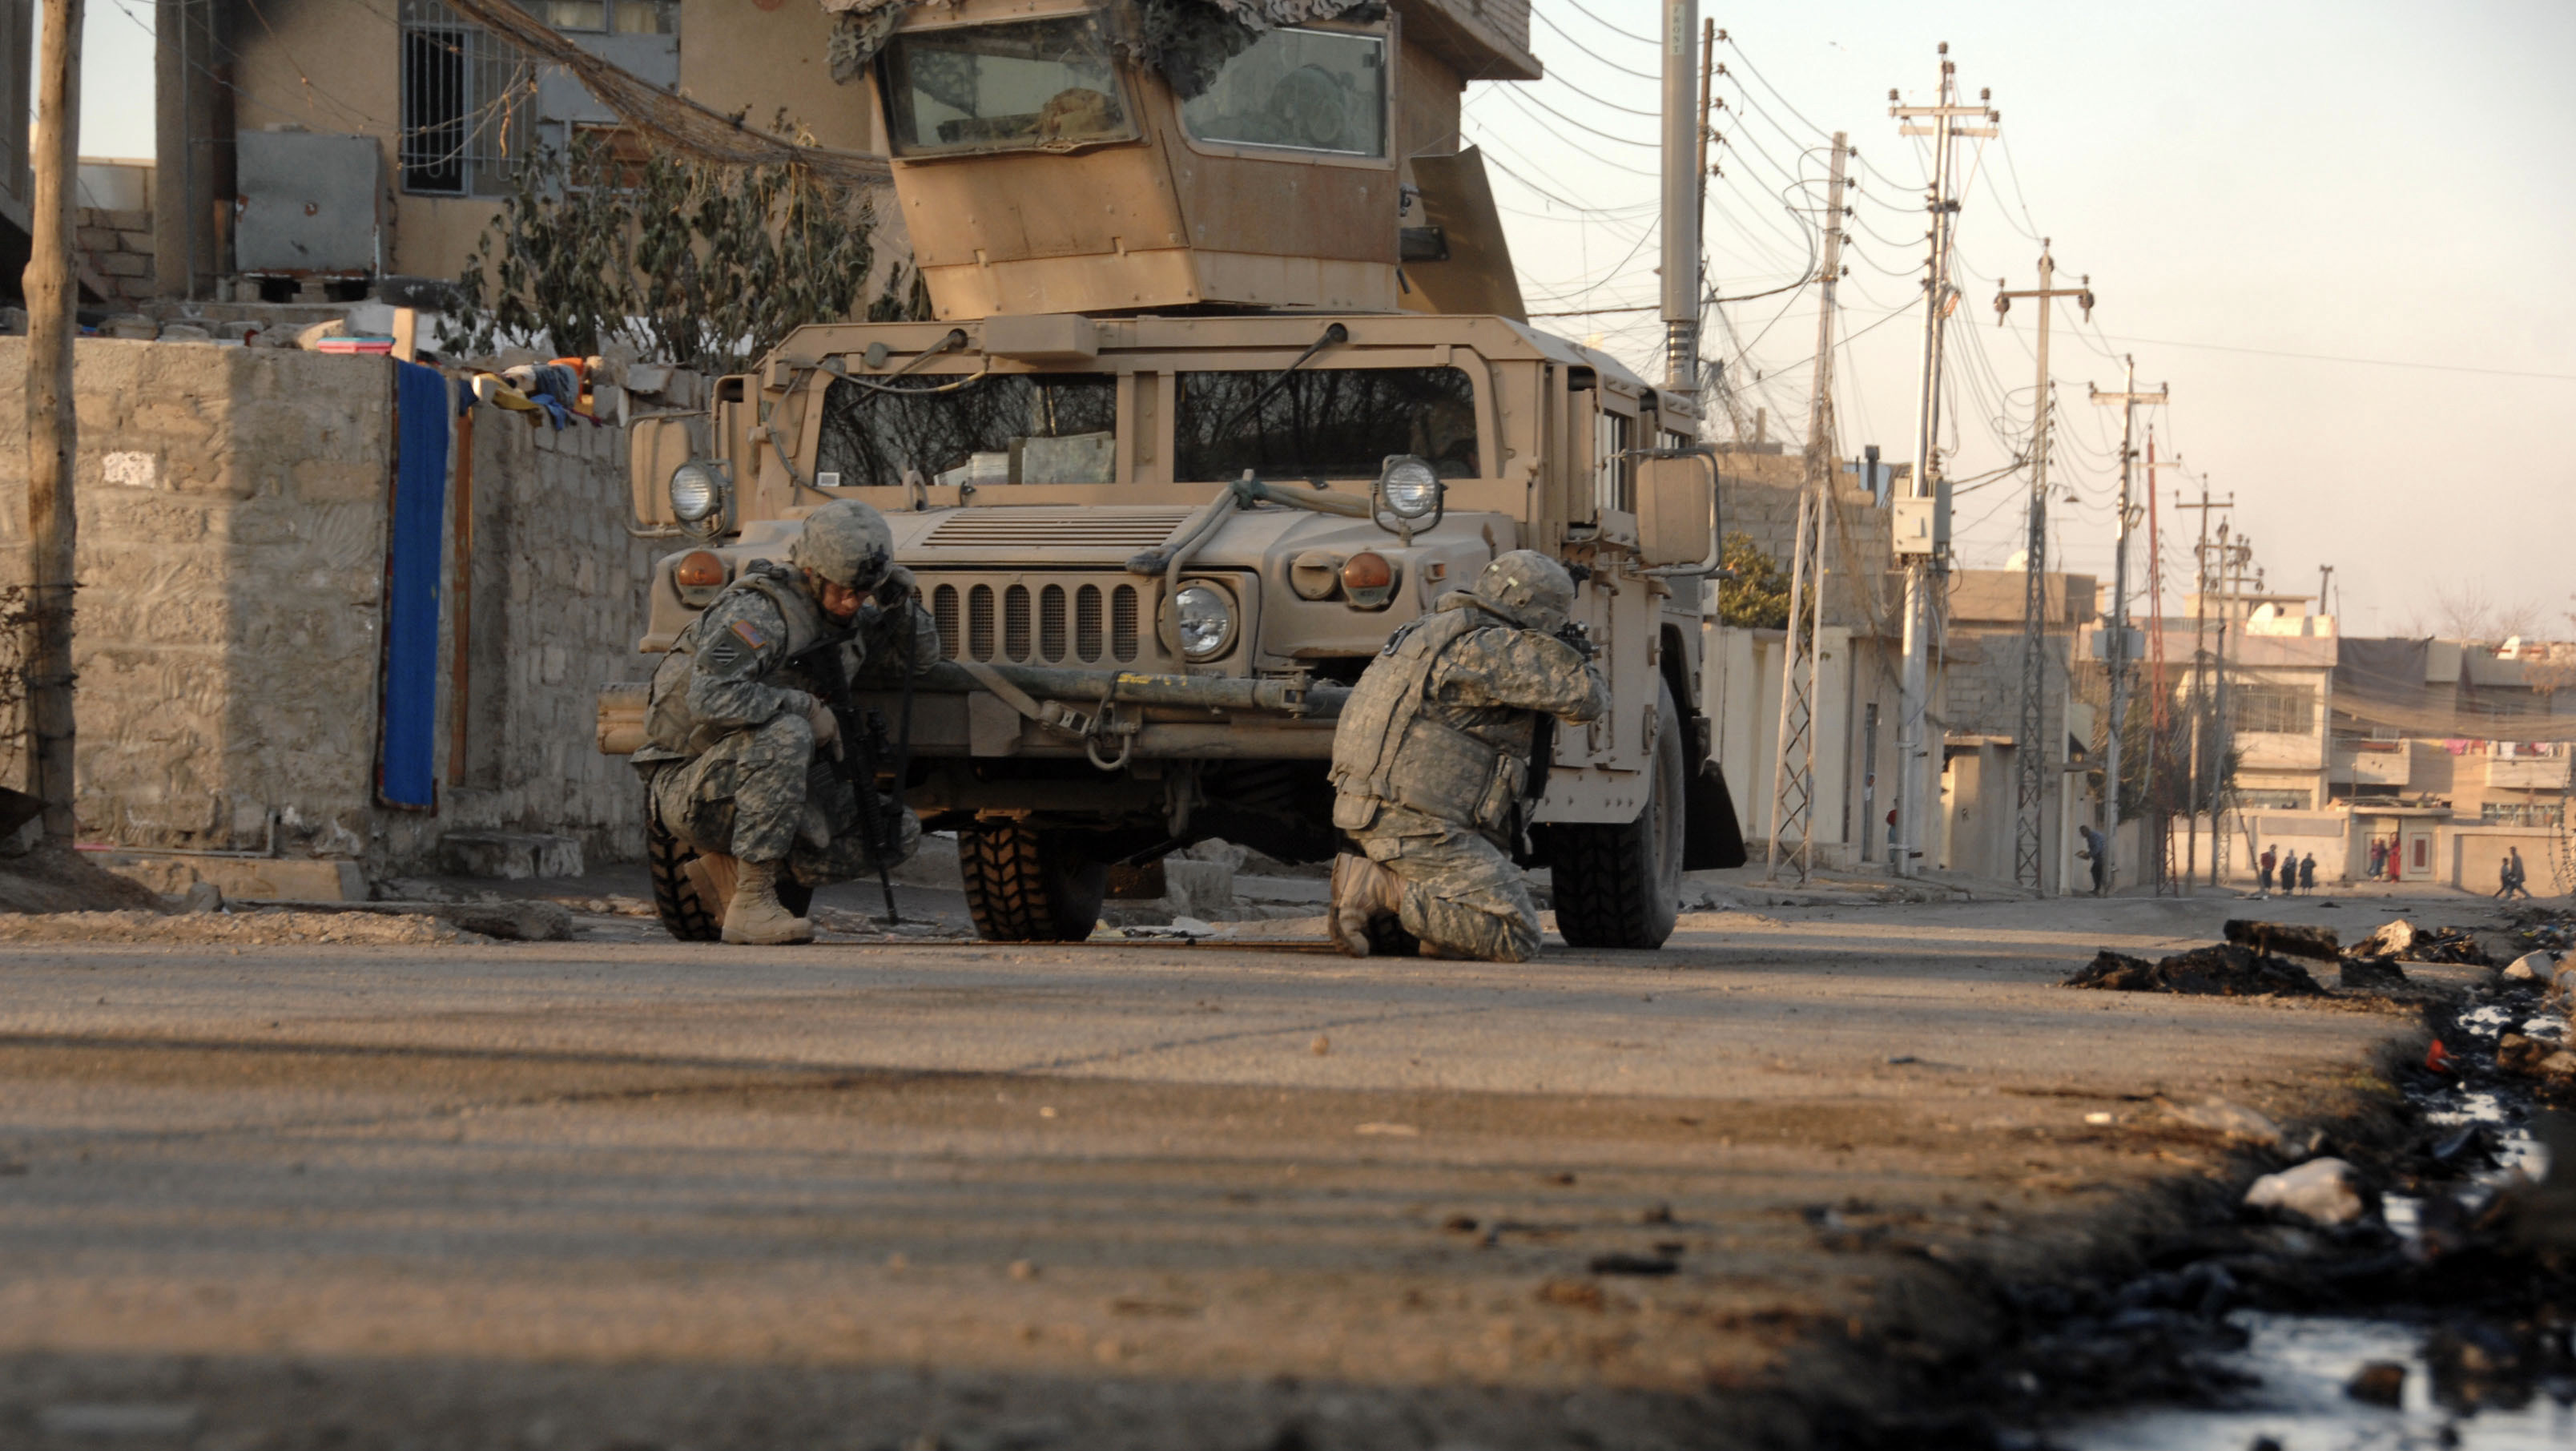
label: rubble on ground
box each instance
[2063,943,2325,998]
[2353,917,2494,965]
[0,909,460,945]
[0,844,170,915]
[2340,956,2410,991]
[246,898,574,941]
[2223,918,2340,961]
[2241,1156,2373,1227]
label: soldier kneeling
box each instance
[633,500,939,944]
[1326,551,1607,961]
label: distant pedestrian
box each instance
[2498,853,2518,899]
[2369,839,2388,881]
[2505,847,2534,901]
[2298,852,2316,895]
[2258,844,2278,896]
[2080,824,2107,895]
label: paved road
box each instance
[0,889,2471,1449]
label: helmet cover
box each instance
[791,499,895,590]
[1471,550,1577,632]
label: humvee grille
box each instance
[920,508,1193,551]
[930,578,1147,665]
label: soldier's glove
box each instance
[803,695,843,760]
[873,564,919,609]
[1553,621,1597,662]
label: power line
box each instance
[1998,320,2576,382]
[1490,84,1660,151]
[1528,7,1659,81]
[1551,0,1655,46]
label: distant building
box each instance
[2328,635,2574,888]
[140,0,1538,303]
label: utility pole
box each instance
[2317,564,2335,620]
[1765,133,1849,882]
[2142,436,2188,892]
[26,0,83,840]
[2212,526,2253,885]
[2173,482,2232,891]
[2088,361,2167,894]
[1888,44,1996,879]
[1993,244,2094,893]
[1660,0,1701,393]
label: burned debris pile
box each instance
[2067,944,2326,998]
[2353,917,2495,966]
[2063,918,2516,1000]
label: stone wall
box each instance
[373,413,662,872]
[0,338,655,881]
[74,205,158,307]
[1717,449,1897,633]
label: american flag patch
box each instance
[730,619,766,650]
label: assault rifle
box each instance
[796,637,904,925]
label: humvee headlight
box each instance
[1377,455,1442,519]
[1174,583,1235,660]
[669,461,722,522]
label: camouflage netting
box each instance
[819,0,1379,99]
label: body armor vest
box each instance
[1328,595,1532,839]
[642,561,837,756]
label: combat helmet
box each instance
[791,500,895,591]
[1471,550,1577,631]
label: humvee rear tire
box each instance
[960,821,1108,942]
[646,797,812,942]
[1550,679,1685,950]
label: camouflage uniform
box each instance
[636,558,936,886]
[1328,569,1606,962]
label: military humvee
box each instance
[601,0,1745,945]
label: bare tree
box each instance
[2424,584,2544,644]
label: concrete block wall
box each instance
[0,339,391,854]
[1717,450,1896,632]
[74,206,159,306]
[0,339,658,878]
[372,413,662,870]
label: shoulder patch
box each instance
[729,619,767,651]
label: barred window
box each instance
[400,1,534,198]
[2235,684,2316,736]
[2237,789,2312,811]
[2482,801,2563,827]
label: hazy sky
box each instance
[1463,0,2576,636]
[52,2,2576,635]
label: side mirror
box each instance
[1636,453,1716,566]
[629,414,706,526]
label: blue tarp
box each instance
[379,361,449,808]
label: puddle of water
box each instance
[2063,1313,2576,1450]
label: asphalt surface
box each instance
[0,885,2490,1450]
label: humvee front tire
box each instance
[960,821,1109,942]
[646,798,812,942]
[1550,679,1686,949]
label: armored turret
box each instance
[821,0,1534,317]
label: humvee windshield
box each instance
[815,374,1117,489]
[1180,26,1387,157]
[1176,367,1476,481]
[881,16,1135,155]
[811,365,1478,489]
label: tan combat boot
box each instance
[721,858,813,945]
[1329,852,1402,957]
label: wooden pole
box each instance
[26,0,83,840]
[448,407,475,786]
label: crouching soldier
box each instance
[1326,551,1607,961]
[634,500,939,944]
